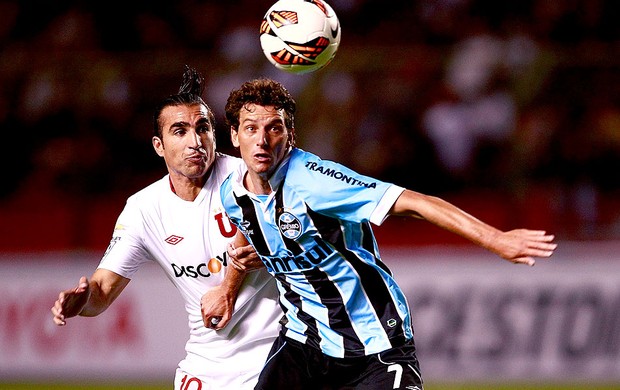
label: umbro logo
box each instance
[165,235,184,245]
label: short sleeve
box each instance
[97,199,151,279]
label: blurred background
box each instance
[0,0,619,388]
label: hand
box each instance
[51,276,91,326]
[227,242,263,272]
[200,285,235,330]
[491,229,557,266]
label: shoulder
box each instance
[290,147,318,163]
[215,153,242,170]
[126,175,168,205]
[287,148,321,174]
[219,172,235,198]
[212,153,242,181]
[287,148,348,181]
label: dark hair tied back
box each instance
[179,65,205,96]
[153,65,214,138]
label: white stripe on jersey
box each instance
[221,148,412,358]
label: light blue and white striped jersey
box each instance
[220,148,413,358]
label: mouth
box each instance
[186,154,206,164]
[253,153,272,164]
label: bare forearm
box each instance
[80,269,130,317]
[392,191,499,248]
[415,195,499,250]
[78,280,111,317]
[200,261,248,329]
[221,265,246,298]
[390,190,557,265]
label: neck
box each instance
[169,175,206,201]
[244,172,272,195]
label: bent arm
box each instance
[200,254,247,330]
[389,190,557,265]
[52,268,130,326]
[80,268,131,317]
[227,230,264,272]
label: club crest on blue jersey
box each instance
[278,212,302,239]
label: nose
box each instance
[189,129,202,148]
[256,129,268,147]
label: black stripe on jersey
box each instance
[234,193,270,255]
[304,267,366,355]
[275,185,304,256]
[275,274,323,351]
[361,221,392,277]
[307,208,407,350]
[301,207,366,354]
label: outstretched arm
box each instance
[51,268,130,325]
[390,190,557,266]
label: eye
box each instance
[269,125,284,134]
[197,125,212,134]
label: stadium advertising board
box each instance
[0,242,618,383]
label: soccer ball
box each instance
[260,0,341,74]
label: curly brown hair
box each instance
[224,78,296,132]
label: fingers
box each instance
[52,291,71,325]
[203,314,231,330]
[528,247,556,258]
[51,276,90,326]
[227,243,251,271]
[499,229,558,266]
[200,295,228,330]
[516,244,555,263]
[514,229,558,255]
[51,291,67,325]
[226,242,237,258]
[232,244,254,257]
[228,243,259,260]
[228,256,246,271]
[210,317,221,327]
[202,315,222,329]
[526,232,557,258]
[231,260,247,271]
[226,244,245,271]
[208,314,231,330]
[76,276,89,292]
[51,302,66,326]
[510,256,536,267]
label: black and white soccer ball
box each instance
[260,0,341,74]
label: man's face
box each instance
[231,103,292,180]
[153,103,216,181]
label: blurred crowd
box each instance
[1,0,619,248]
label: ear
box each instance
[152,136,165,157]
[288,127,296,147]
[230,126,240,148]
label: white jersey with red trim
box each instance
[98,153,280,389]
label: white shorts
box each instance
[174,366,261,390]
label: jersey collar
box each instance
[267,147,294,192]
[232,147,294,200]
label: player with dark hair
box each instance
[51,67,281,390]
[219,78,557,389]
